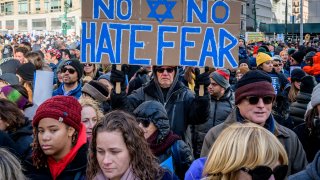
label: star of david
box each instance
[147,0,177,24]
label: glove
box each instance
[110,64,128,91]
[194,67,210,89]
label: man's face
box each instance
[237,96,273,126]
[14,52,26,64]
[61,65,78,85]
[156,66,175,88]
[208,78,225,99]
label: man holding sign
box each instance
[111,65,210,148]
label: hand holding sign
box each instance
[111,64,127,94]
[195,67,210,97]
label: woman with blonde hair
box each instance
[82,63,100,83]
[202,122,288,180]
[0,148,26,180]
[79,97,104,139]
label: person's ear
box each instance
[67,126,76,137]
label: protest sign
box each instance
[245,32,266,44]
[33,70,53,106]
[81,0,241,68]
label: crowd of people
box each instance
[0,32,320,179]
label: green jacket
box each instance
[200,108,307,175]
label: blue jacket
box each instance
[53,82,82,99]
[289,151,320,180]
[184,157,206,180]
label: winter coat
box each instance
[289,151,320,180]
[52,82,82,99]
[289,92,312,127]
[192,88,234,158]
[133,100,193,179]
[201,108,308,175]
[8,118,33,160]
[23,144,87,180]
[294,123,320,163]
[184,157,206,180]
[112,69,210,147]
[303,52,320,76]
[0,131,20,157]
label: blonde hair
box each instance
[0,148,26,180]
[203,122,288,180]
[79,97,104,121]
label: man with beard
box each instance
[52,59,83,99]
[192,69,234,158]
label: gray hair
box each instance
[0,148,27,180]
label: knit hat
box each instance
[16,62,36,81]
[81,80,109,102]
[291,51,305,64]
[290,68,305,82]
[33,96,82,131]
[288,48,296,56]
[238,58,250,67]
[0,73,19,85]
[256,52,272,66]
[272,55,283,62]
[0,59,21,75]
[300,76,317,94]
[236,66,250,75]
[311,83,320,108]
[210,69,230,89]
[235,70,275,105]
[0,85,29,109]
[62,59,83,80]
[97,72,111,82]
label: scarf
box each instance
[147,131,181,156]
[47,124,87,180]
[93,165,139,180]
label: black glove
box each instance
[194,67,210,89]
[110,64,128,91]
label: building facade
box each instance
[292,0,309,23]
[271,0,293,24]
[308,0,320,23]
[0,0,81,35]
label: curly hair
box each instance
[86,110,164,179]
[0,99,25,132]
[32,124,78,169]
[79,97,104,121]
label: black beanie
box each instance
[16,62,36,81]
[236,70,272,89]
[290,69,305,82]
[291,51,305,64]
[300,76,317,94]
[62,59,83,80]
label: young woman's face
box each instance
[83,64,94,74]
[81,106,98,138]
[38,118,75,161]
[293,81,301,90]
[261,60,273,73]
[280,52,288,63]
[96,131,131,180]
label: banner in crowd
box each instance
[81,0,241,68]
[245,32,266,44]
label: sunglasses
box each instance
[241,165,288,180]
[246,96,274,105]
[84,63,93,67]
[273,63,283,67]
[156,67,174,73]
[136,118,151,128]
[61,67,76,74]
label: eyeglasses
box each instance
[84,63,93,67]
[61,67,76,74]
[246,96,274,105]
[156,67,174,73]
[136,118,151,128]
[241,165,288,180]
[273,63,283,67]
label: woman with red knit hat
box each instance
[23,95,87,180]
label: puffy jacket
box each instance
[133,100,193,179]
[201,108,308,176]
[53,82,82,99]
[289,151,320,180]
[303,52,320,76]
[112,68,210,147]
[192,88,234,158]
[289,92,311,127]
[23,144,87,180]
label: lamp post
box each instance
[299,0,303,45]
[253,0,257,32]
[285,0,288,43]
[62,0,69,36]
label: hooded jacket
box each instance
[133,101,193,179]
[192,87,234,158]
[52,82,82,99]
[289,92,312,127]
[111,67,210,147]
[289,151,320,180]
[200,108,308,176]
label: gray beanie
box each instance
[311,83,320,108]
[210,69,230,89]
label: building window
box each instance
[44,0,50,13]
[51,18,61,29]
[66,0,73,9]
[0,3,4,15]
[6,20,14,30]
[18,0,29,14]
[35,0,41,12]
[51,0,61,12]
[4,2,13,15]
[18,19,28,30]
[32,18,46,30]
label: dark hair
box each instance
[305,108,318,134]
[20,42,32,51]
[0,99,25,132]
[25,52,44,70]
[15,46,29,56]
[86,110,164,179]
[60,49,71,59]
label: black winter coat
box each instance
[192,87,234,158]
[23,144,87,180]
[112,72,210,147]
[289,92,311,127]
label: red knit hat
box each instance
[33,96,82,131]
